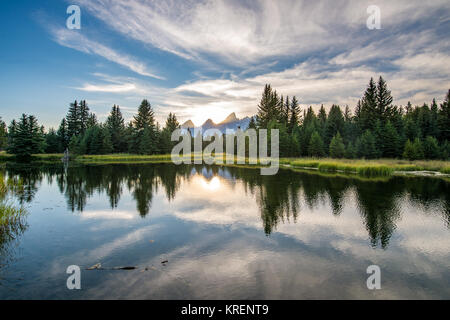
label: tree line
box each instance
[253,77,450,160]
[1,76,449,160]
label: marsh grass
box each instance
[1,152,449,177]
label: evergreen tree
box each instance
[438,89,450,142]
[382,121,400,158]
[423,136,440,159]
[79,100,90,134]
[356,130,379,159]
[325,104,344,146]
[248,117,257,130]
[429,99,440,138]
[359,78,378,131]
[45,128,61,153]
[257,84,279,128]
[376,76,394,122]
[106,105,126,153]
[67,100,80,138]
[57,118,69,150]
[86,113,98,129]
[308,131,325,157]
[288,96,300,134]
[131,99,157,154]
[345,141,357,159]
[329,132,345,158]
[7,114,45,159]
[317,104,327,138]
[403,138,424,160]
[0,117,7,150]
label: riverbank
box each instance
[1,152,449,177]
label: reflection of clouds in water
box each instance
[3,164,450,299]
[80,210,136,220]
[82,233,449,299]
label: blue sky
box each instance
[0,0,449,128]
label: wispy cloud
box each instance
[51,27,165,79]
[45,0,450,125]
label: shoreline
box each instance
[1,153,449,178]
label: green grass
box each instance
[1,152,450,178]
[289,160,393,177]
[288,158,449,177]
[440,166,450,174]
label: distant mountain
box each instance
[219,112,238,124]
[181,120,195,128]
[180,113,252,136]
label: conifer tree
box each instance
[106,105,126,153]
[0,117,7,150]
[257,84,279,128]
[308,131,325,157]
[57,118,69,150]
[329,132,345,158]
[438,89,450,142]
[288,96,300,134]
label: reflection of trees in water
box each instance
[231,168,449,248]
[4,163,450,248]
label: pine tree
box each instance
[429,98,440,138]
[288,96,300,134]
[403,138,424,160]
[86,113,98,129]
[106,105,126,153]
[329,132,345,158]
[382,121,400,158]
[308,131,325,157]
[317,104,327,138]
[248,117,257,130]
[57,118,69,150]
[438,89,450,142]
[257,84,279,128]
[131,99,156,154]
[7,114,45,159]
[45,128,61,153]
[79,100,90,134]
[356,130,379,159]
[423,136,440,159]
[376,76,394,122]
[283,96,290,125]
[345,141,357,159]
[0,117,7,150]
[325,104,344,146]
[359,78,378,131]
[67,100,80,138]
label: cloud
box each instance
[50,27,164,79]
[75,0,450,65]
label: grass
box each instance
[289,160,393,177]
[1,152,450,178]
[440,166,450,174]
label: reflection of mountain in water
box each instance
[4,163,450,249]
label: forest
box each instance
[1,77,449,161]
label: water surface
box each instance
[0,163,449,299]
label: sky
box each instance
[0,0,449,128]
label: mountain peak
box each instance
[181,120,195,128]
[202,118,216,127]
[220,112,238,124]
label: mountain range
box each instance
[180,112,252,135]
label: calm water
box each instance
[0,163,449,299]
